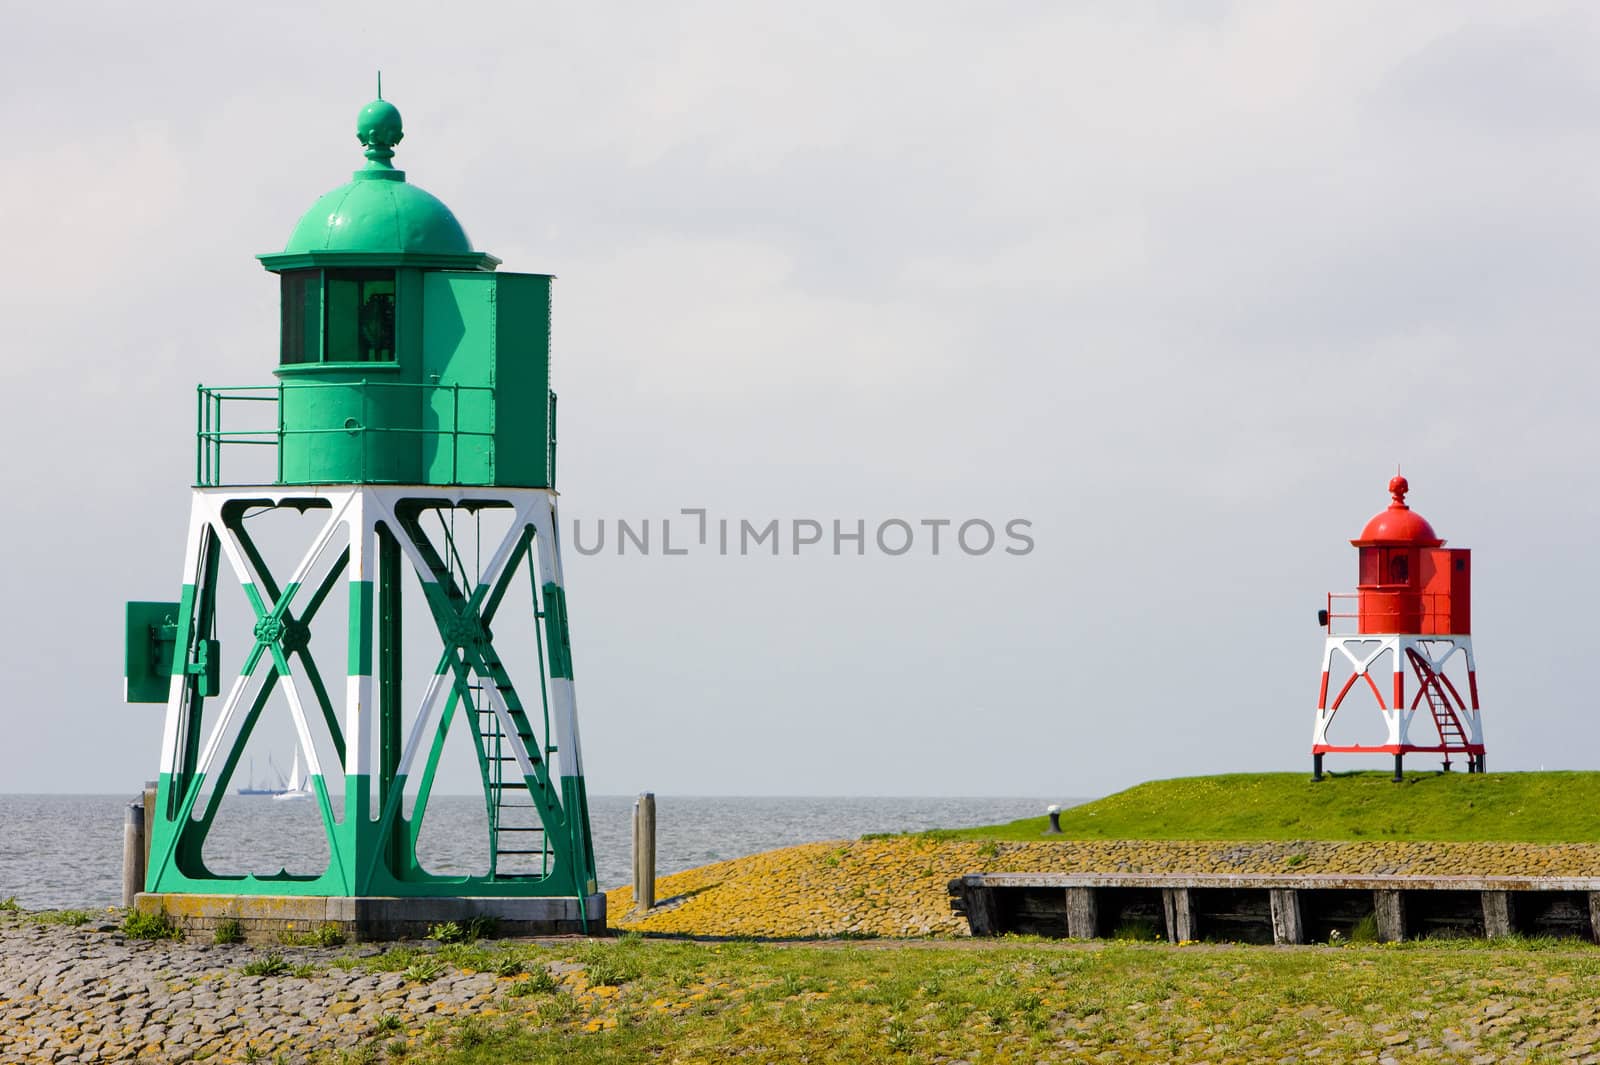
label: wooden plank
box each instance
[963,872,1600,892]
[1269,889,1304,945]
[1065,887,1097,939]
[1374,890,1405,942]
[1162,888,1195,943]
[1481,891,1513,939]
[965,884,1000,936]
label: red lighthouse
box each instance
[1312,476,1485,781]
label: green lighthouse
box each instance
[126,93,602,936]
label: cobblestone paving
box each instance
[0,916,542,1063]
[608,837,1600,938]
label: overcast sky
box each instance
[3,2,1598,799]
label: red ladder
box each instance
[1406,648,1469,756]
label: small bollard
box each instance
[632,792,656,913]
[122,801,146,909]
[1044,804,1063,835]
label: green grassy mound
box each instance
[933,771,1600,843]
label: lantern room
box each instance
[1350,476,1470,636]
[203,96,557,489]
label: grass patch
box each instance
[122,908,183,941]
[365,947,423,972]
[403,958,445,984]
[427,921,468,944]
[1111,918,1162,942]
[1349,914,1380,944]
[579,939,644,986]
[933,771,1600,842]
[452,1017,497,1049]
[240,953,292,977]
[491,952,526,977]
[393,937,1600,1064]
[435,943,498,972]
[428,915,500,945]
[32,909,95,927]
[277,923,346,947]
[0,897,20,912]
[507,968,558,996]
[212,918,244,945]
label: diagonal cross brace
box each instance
[363,496,571,884]
[158,495,358,889]
[227,513,350,766]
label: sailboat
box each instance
[273,749,314,801]
[236,756,288,796]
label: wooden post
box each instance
[1269,889,1304,945]
[964,883,1000,936]
[1481,891,1513,939]
[1064,887,1098,939]
[121,801,145,909]
[141,780,157,886]
[1374,890,1405,942]
[1162,888,1195,943]
[632,792,656,913]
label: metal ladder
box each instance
[1407,649,1469,764]
[471,671,554,879]
[417,509,558,883]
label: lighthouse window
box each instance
[324,270,396,362]
[279,270,320,364]
[1359,548,1380,586]
[1388,554,1409,584]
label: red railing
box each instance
[1323,592,1458,635]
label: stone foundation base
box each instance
[134,892,606,942]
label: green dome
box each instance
[262,95,497,270]
[283,178,474,255]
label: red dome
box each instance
[1351,476,1444,547]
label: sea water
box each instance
[0,795,1064,910]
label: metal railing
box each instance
[195,381,553,488]
[1324,591,1457,635]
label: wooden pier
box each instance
[949,872,1600,944]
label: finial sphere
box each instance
[357,99,404,151]
[1389,475,1409,506]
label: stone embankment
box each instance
[607,837,1600,938]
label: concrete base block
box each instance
[134,893,607,942]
